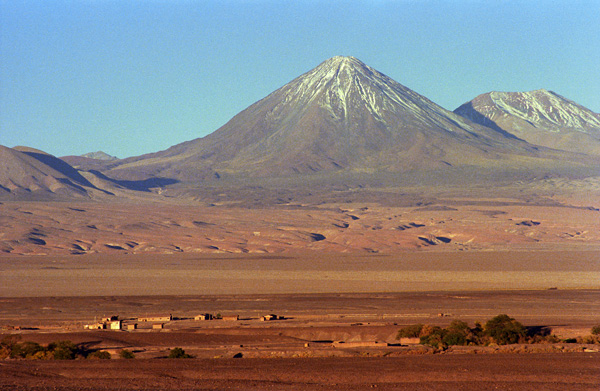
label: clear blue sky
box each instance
[2,0,599,158]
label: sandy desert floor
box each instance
[1,190,599,390]
[1,283,599,389]
[1,250,599,297]
[1,353,599,390]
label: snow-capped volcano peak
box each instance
[276,56,467,128]
[454,89,600,155]
[487,89,600,129]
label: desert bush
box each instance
[578,335,598,344]
[443,331,466,346]
[10,341,44,359]
[168,347,193,358]
[0,335,20,358]
[396,324,424,339]
[443,320,474,346]
[529,334,561,344]
[591,325,600,336]
[30,350,53,360]
[119,349,135,359]
[48,340,79,360]
[484,314,527,345]
[419,326,446,348]
[418,324,440,338]
[88,350,111,360]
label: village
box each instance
[83,312,284,332]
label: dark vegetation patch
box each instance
[395,314,600,350]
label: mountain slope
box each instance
[106,56,556,182]
[454,89,600,155]
[0,146,114,200]
[0,146,93,199]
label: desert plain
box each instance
[1,185,600,390]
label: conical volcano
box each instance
[107,57,569,181]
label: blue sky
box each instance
[1,0,599,158]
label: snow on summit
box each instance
[454,89,600,155]
[488,90,600,130]
[277,56,474,131]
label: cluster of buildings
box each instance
[83,315,125,330]
[84,313,282,331]
[84,314,173,331]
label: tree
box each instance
[419,325,446,349]
[484,314,526,345]
[591,325,600,336]
[396,324,424,339]
[48,340,78,360]
[10,341,44,359]
[443,320,472,346]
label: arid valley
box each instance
[1,187,600,389]
[2,54,600,389]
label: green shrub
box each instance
[10,341,44,359]
[396,324,424,339]
[591,325,600,336]
[88,350,111,360]
[48,340,78,360]
[484,314,527,345]
[419,326,446,348]
[119,349,135,359]
[443,331,467,346]
[443,320,474,346]
[168,347,193,359]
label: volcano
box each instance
[454,89,600,155]
[104,57,583,182]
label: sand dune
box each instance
[1,193,598,256]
